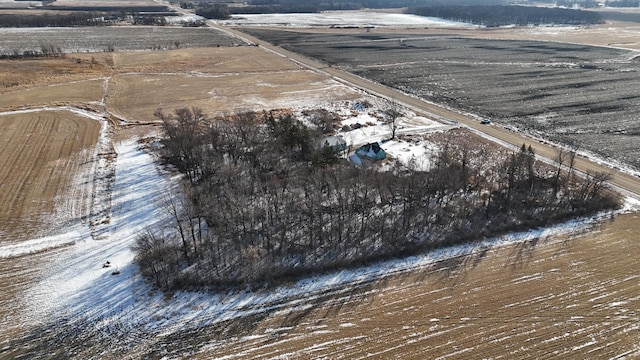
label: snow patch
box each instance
[216,11,477,28]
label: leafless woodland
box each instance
[135,108,620,290]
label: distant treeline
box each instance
[195,4,231,19]
[0,13,109,27]
[409,5,603,26]
[0,10,173,27]
[41,5,170,12]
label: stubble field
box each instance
[242,28,640,171]
[0,44,367,242]
[0,110,100,241]
[0,53,111,93]
[108,71,360,121]
[1,79,105,110]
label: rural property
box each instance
[1,1,640,358]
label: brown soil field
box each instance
[106,47,363,121]
[111,46,300,73]
[178,213,639,359]
[0,78,105,110]
[0,54,112,93]
[0,250,53,357]
[108,71,361,121]
[0,110,100,241]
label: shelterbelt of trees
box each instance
[409,5,603,26]
[0,10,170,28]
[0,13,111,27]
[134,108,620,291]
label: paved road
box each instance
[207,22,640,200]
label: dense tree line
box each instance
[195,4,231,19]
[0,13,110,28]
[410,5,603,26]
[135,108,620,291]
[0,9,172,28]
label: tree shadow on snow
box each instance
[506,236,540,270]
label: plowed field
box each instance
[0,79,104,110]
[0,27,241,54]
[242,27,640,171]
[0,110,100,241]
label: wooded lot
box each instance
[135,108,620,290]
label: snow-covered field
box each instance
[217,11,477,28]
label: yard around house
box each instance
[0,12,640,358]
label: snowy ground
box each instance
[6,100,637,357]
[294,98,455,170]
[216,11,477,28]
[2,14,639,354]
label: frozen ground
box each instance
[217,11,477,28]
[1,17,639,354]
[4,99,637,357]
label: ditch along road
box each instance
[207,22,640,200]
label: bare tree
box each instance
[384,102,402,140]
[155,107,206,183]
[553,147,566,198]
[163,193,192,264]
[132,229,178,288]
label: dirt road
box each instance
[209,23,640,200]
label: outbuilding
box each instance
[321,135,347,153]
[355,142,386,161]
